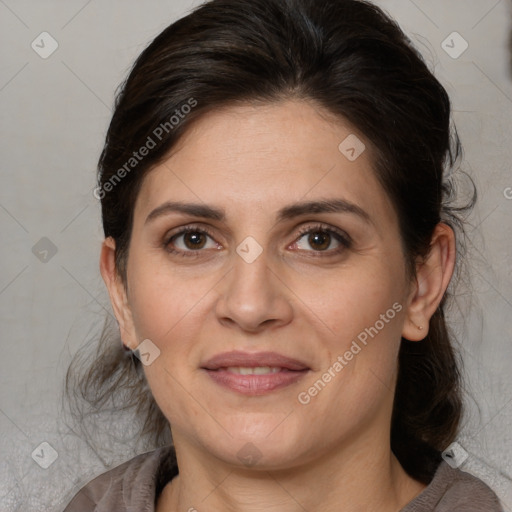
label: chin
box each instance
[203,426,304,470]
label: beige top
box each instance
[63,446,503,511]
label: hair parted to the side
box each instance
[65,0,476,484]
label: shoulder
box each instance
[402,461,504,512]
[62,445,177,512]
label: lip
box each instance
[202,351,310,371]
[201,351,310,396]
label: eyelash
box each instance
[163,223,352,258]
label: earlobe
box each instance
[402,223,456,342]
[99,237,137,349]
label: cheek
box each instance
[126,256,218,404]
[127,254,218,342]
[290,257,405,344]
[130,273,213,430]
[291,258,405,405]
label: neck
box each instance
[157,430,426,512]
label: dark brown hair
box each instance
[65,0,476,484]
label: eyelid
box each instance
[163,224,218,256]
[293,223,352,245]
[289,223,352,258]
[164,223,216,241]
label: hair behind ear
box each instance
[392,304,462,483]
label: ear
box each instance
[402,222,456,341]
[99,237,137,349]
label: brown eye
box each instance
[292,224,351,255]
[307,231,331,251]
[165,227,219,256]
[182,232,207,250]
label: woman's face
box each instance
[113,100,418,469]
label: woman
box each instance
[63,0,504,510]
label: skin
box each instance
[100,99,456,512]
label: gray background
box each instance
[1,0,511,510]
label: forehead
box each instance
[133,100,397,230]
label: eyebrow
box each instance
[145,198,372,225]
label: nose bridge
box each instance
[214,238,292,330]
[230,231,271,287]
[229,241,275,305]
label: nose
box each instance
[214,246,294,333]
